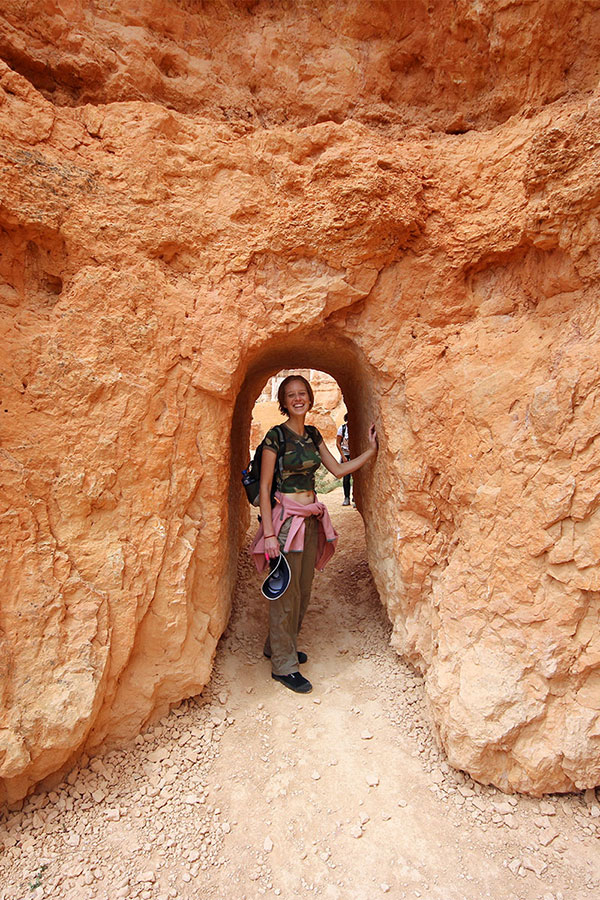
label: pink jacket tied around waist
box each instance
[250,492,338,573]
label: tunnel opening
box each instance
[227,330,381,583]
[223,330,384,686]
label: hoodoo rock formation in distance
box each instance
[1,0,599,801]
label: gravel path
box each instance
[1,488,599,900]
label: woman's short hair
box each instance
[277,374,314,416]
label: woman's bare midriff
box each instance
[285,490,315,506]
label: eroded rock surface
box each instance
[1,0,599,799]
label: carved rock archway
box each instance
[1,1,600,802]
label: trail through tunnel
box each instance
[227,331,382,583]
[225,332,385,694]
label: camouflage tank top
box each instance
[263,423,324,493]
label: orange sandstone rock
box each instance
[0,1,600,800]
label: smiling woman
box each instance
[249,373,378,695]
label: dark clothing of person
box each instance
[342,454,352,502]
[263,515,319,675]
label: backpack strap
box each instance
[273,425,285,488]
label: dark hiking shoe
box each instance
[264,650,308,664]
[272,672,313,693]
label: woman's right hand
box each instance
[368,423,378,451]
[264,535,280,559]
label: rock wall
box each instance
[1,0,600,800]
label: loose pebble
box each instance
[137,871,156,884]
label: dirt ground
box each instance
[1,487,599,900]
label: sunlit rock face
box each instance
[1,0,599,800]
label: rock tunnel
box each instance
[1,0,600,803]
[228,333,379,549]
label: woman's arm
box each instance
[318,424,378,478]
[259,447,280,559]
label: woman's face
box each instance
[284,379,311,416]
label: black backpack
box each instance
[242,425,320,508]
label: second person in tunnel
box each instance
[250,374,378,694]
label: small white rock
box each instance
[522,856,547,877]
[507,858,521,876]
[148,747,169,763]
[494,801,512,816]
[458,784,474,798]
[137,871,156,884]
[539,829,559,847]
[264,836,274,853]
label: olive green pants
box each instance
[263,515,319,676]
